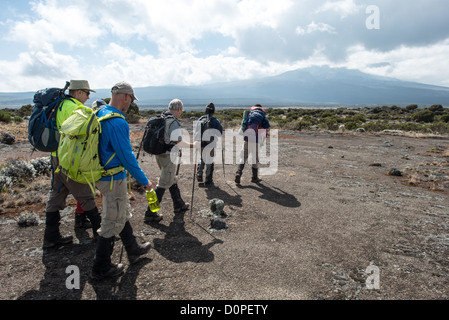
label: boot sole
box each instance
[174,204,190,214]
[128,244,152,264]
[43,236,73,249]
[91,266,124,281]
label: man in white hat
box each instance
[43,80,102,249]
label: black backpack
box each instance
[199,115,213,148]
[142,113,175,155]
[28,81,71,153]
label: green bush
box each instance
[396,122,424,132]
[429,104,444,114]
[320,116,341,131]
[344,121,359,131]
[284,120,311,131]
[0,110,11,123]
[438,114,449,123]
[412,110,435,123]
[17,104,33,117]
[13,116,23,123]
[274,118,288,128]
[429,121,449,134]
[363,121,390,132]
[405,104,418,112]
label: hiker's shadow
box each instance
[89,257,151,300]
[18,243,96,300]
[237,180,301,208]
[201,183,243,207]
[151,212,221,263]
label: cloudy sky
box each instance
[1,0,449,92]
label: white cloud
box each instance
[1,0,449,92]
[316,0,362,18]
[343,39,449,87]
[6,0,104,49]
[0,43,80,92]
[296,22,337,35]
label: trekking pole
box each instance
[119,243,124,264]
[190,147,198,221]
[136,126,147,161]
[222,142,226,179]
[176,149,182,176]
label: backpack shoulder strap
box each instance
[98,112,126,122]
[58,96,75,112]
[162,112,176,120]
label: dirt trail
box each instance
[1,122,449,300]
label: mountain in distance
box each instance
[1,66,449,109]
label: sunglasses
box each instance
[82,90,91,96]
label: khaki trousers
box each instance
[96,179,131,238]
[156,154,179,189]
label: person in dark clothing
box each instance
[235,104,270,184]
[194,103,223,186]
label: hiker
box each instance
[144,98,200,223]
[73,100,108,226]
[92,81,155,281]
[235,104,270,184]
[43,80,101,248]
[194,102,223,186]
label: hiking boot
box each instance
[144,210,163,223]
[43,235,73,249]
[251,167,262,183]
[91,263,124,281]
[92,236,123,281]
[235,173,241,184]
[169,184,189,214]
[174,203,190,214]
[44,211,73,248]
[127,242,152,264]
[84,207,101,239]
[74,212,92,229]
[197,175,203,182]
[119,221,151,264]
[235,164,244,184]
[205,179,213,186]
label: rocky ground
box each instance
[0,120,449,302]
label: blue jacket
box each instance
[244,107,270,142]
[97,105,149,186]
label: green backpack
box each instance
[56,105,126,194]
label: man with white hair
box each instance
[144,98,199,223]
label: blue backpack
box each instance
[28,82,71,153]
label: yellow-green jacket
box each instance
[51,97,83,157]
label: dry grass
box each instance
[0,121,28,142]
